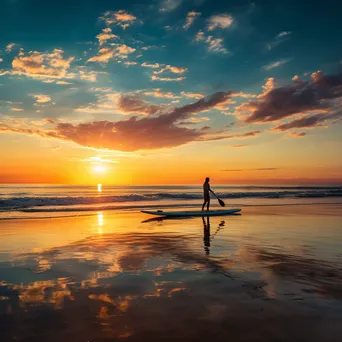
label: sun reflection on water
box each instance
[97,212,104,234]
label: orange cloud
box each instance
[144,89,180,99]
[11,108,24,112]
[124,61,137,66]
[56,80,72,85]
[5,43,16,52]
[154,65,187,75]
[141,62,161,68]
[116,44,135,55]
[151,75,185,82]
[11,49,74,79]
[87,44,135,63]
[183,11,201,30]
[207,14,233,31]
[30,94,51,104]
[195,31,228,54]
[180,91,204,99]
[96,28,119,45]
[87,47,115,63]
[101,10,137,28]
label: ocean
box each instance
[0,184,342,219]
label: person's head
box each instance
[205,177,210,183]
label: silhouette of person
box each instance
[202,177,213,211]
[202,216,210,255]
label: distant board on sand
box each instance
[141,209,241,217]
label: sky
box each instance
[0,0,342,185]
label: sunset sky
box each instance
[1,0,342,185]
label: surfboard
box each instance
[141,209,241,217]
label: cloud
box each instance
[10,49,74,79]
[288,131,306,137]
[180,91,204,99]
[5,43,16,52]
[195,31,229,54]
[78,68,106,82]
[100,10,137,29]
[87,44,136,63]
[116,94,164,115]
[207,14,233,31]
[1,92,233,151]
[231,92,257,99]
[56,81,72,85]
[199,130,261,142]
[242,69,342,123]
[11,108,24,112]
[262,77,276,92]
[183,11,201,30]
[206,37,229,54]
[141,62,161,68]
[87,48,115,63]
[116,44,135,55]
[96,28,119,45]
[151,75,185,82]
[230,144,247,148]
[263,59,290,70]
[154,65,187,75]
[30,94,51,103]
[267,31,292,50]
[178,116,210,125]
[273,111,342,131]
[160,0,182,12]
[124,61,137,66]
[221,167,278,172]
[144,89,180,99]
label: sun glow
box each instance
[97,183,102,192]
[93,164,105,173]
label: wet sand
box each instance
[1,204,342,341]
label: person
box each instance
[202,177,213,211]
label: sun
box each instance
[92,164,106,173]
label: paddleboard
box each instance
[141,209,241,217]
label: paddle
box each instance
[211,191,225,207]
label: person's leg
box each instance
[207,199,210,211]
[202,200,207,211]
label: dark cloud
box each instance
[1,92,237,151]
[243,70,342,123]
[221,168,278,172]
[230,144,247,148]
[117,94,164,115]
[53,92,233,151]
[273,111,342,131]
[288,132,306,137]
[201,130,261,142]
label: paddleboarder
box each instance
[202,177,213,211]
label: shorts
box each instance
[204,193,210,201]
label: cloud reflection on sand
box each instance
[1,210,342,341]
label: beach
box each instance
[1,186,342,341]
